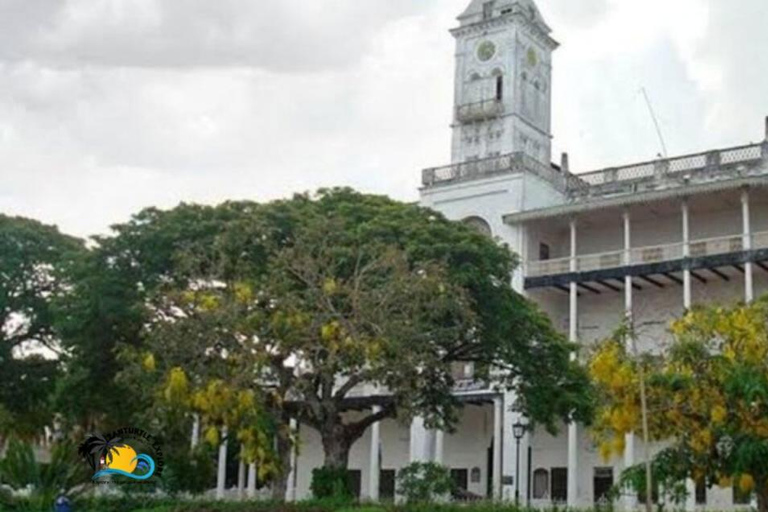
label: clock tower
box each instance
[450,0,558,165]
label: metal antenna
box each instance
[641,87,668,159]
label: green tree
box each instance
[137,189,592,484]
[0,214,83,439]
[590,297,768,512]
[54,203,250,432]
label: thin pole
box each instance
[641,87,668,158]
[630,318,653,512]
[515,437,521,505]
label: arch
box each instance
[533,468,549,499]
[463,216,492,237]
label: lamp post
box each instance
[513,420,527,505]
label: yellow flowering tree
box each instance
[590,298,768,512]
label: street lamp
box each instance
[512,420,527,505]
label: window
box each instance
[501,7,513,15]
[380,470,396,500]
[696,480,707,505]
[533,469,549,499]
[463,217,492,237]
[593,467,614,505]
[551,467,567,503]
[539,243,551,261]
[451,469,469,491]
[347,470,362,499]
[482,1,495,20]
[496,75,504,101]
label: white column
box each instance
[191,413,200,450]
[623,211,637,511]
[742,189,754,303]
[682,206,695,511]
[247,462,257,498]
[434,429,445,465]
[568,218,579,508]
[216,426,228,500]
[409,417,428,463]
[682,201,692,309]
[286,419,298,502]
[369,406,382,502]
[237,450,246,500]
[685,480,696,511]
[493,396,503,500]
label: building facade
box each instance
[287,0,768,508]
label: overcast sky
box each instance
[1,0,767,238]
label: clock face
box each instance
[477,41,497,62]
[526,48,538,68]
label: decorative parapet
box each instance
[422,151,575,191]
[566,143,766,201]
[422,143,767,201]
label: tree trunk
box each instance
[322,428,351,469]
[757,486,768,512]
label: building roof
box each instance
[458,0,551,32]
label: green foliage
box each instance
[620,448,688,506]
[396,462,453,504]
[590,297,768,511]
[0,215,83,438]
[159,444,217,496]
[0,438,89,509]
[310,467,356,501]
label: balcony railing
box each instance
[455,99,504,123]
[422,142,768,195]
[422,152,576,190]
[526,232,768,278]
[568,143,767,199]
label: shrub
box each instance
[159,444,216,496]
[310,467,355,501]
[0,438,89,509]
[396,461,453,504]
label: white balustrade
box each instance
[526,232,768,279]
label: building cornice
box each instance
[504,175,768,224]
[451,13,559,50]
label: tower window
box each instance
[482,1,495,20]
[496,75,504,101]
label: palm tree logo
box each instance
[77,433,127,473]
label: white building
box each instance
[287,0,768,507]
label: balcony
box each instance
[424,141,768,196]
[455,99,505,123]
[525,232,768,291]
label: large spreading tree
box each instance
[130,189,592,492]
[590,298,768,512]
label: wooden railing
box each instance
[526,231,768,278]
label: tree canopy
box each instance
[590,298,768,511]
[0,215,83,438]
[127,189,592,476]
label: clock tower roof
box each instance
[458,0,551,32]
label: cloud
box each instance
[0,0,766,238]
[0,0,426,72]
